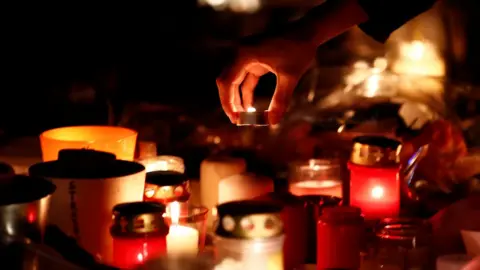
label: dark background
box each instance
[1,0,479,137]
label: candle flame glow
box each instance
[371,186,384,199]
[394,40,445,77]
[247,107,256,113]
[295,180,340,188]
[170,201,180,225]
[364,74,380,98]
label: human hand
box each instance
[216,38,317,125]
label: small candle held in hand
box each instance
[166,202,199,256]
[237,107,269,126]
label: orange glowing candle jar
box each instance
[110,202,169,269]
[40,126,137,161]
[348,136,401,220]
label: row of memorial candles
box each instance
[111,201,201,269]
[37,125,402,267]
[288,136,401,221]
[110,154,206,268]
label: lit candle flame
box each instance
[371,186,384,199]
[247,107,256,113]
[364,74,380,97]
[169,201,180,225]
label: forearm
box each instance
[287,0,368,47]
[287,0,439,46]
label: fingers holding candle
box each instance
[268,74,299,125]
[241,73,260,109]
[217,60,247,124]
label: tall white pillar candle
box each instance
[200,157,246,227]
[218,173,273,204]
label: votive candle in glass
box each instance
[110,202,169,269]
[164,201,208,255]
[348,136,401,220]
[289,159,343,198]
[374,218,434,269]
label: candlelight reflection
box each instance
[392,40,445,77]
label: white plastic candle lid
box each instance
[436,254,473,270]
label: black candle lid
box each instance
[29,149,145,179]
[214,200,283,239]
[111,201,169,237]
[146,171,188,187]
[0,175,56,206]
[0,162,14,176]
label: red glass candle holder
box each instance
[348,136,402,221]
[348,161,400,220]
[112,237,166,267]
[111,202,169,269]
[317,206,364,270]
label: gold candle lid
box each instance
[350,136,401,167]
[111,202,169,237]
[214,200,283,239]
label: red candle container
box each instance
[143,171,190,204]
[317,206,364,270]
[254,192,308,270]
[348,136,401,220]
[111,202,169,269]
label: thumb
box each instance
[268,74,299,125]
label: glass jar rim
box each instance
[164,204,208,223]
[376,218,431,240]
